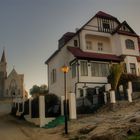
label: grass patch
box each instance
[128,134,140,140]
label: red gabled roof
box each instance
[68,47,122,62]
[95,11,117,20]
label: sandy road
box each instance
[0,113,68,140]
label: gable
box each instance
[112,21,138,37]
[82,11,120,33]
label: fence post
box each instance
[105,84,111,91]
[110,90,116,103]
[39,96,45,127]
[127,89,132,102]
[29,98,32,118]
[104,92,107,104]
[68,93,77,119]
[61,96,65,116]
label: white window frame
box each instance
[80,61,88,76]
[86,41,92,50]
[91,62,109,77]
[71,63,76,78]
[51,68,56,84]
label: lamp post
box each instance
[61,65,69,134]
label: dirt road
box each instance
[0,113,68,140]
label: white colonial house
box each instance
[45,11,140,99]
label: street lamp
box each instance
[61,65,69,134]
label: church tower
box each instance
[0,50,7,97]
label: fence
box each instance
[11,93,77,127]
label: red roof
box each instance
[95,11,117,20]
[137,56,140,62]
[68,47,122,62]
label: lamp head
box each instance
[61,65,69,73]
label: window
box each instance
[74,40,78,47]
[86,41,92,50]
[130,63,136,74]
[125,39,135,49]
[79,89,84,97]
[71,63,76,78]
[98,42,103,51]
[91,62,109,77]
[103,23,110,29]
[80,61,88,76]
[51,69,56,84]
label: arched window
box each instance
[125,39,135,49]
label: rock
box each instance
[89,133,126,140]
[129,117,140,123]
[78,126,96,134]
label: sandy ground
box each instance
[0,112,69,140]
[1,99,140,140]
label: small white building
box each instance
[45,11,140,98]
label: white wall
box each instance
[120,35,139,56]
[124,56,139,75]
[48,45,76,96]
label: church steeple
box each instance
[1,50,6,63]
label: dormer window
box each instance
[103,22,110,29]
[125,39,135,49]
[86,41,92,50]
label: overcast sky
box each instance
[0,0,140,93]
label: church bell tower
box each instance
[0,50,7,97]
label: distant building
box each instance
[0,50,28,99]
[45,11,140,98]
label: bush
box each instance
[45,93,60,117]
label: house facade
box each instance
[45,11,140,98]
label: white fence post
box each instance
[61,96,65,116]
[105,84,111,91]
[104,92,107,104]
[128,81,132,93]
[127,89,132,102]
[68,93,77,119]
[110,90,116,103]
[39,96,45,127]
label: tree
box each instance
[30,84,48,97]
[40,84,48,94]
[108,63,124,91]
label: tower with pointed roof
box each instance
[0,50,7,97]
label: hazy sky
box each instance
[0,0,140,93]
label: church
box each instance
[0,50,28,99]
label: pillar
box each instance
[127,89,132,102]
[61,96,65,116]
[68,93,77,119]
[105,84,111,91]
[104,92,107,104]
[128,81,132,93]
[110,90,116,103]
[39,96,45,127]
